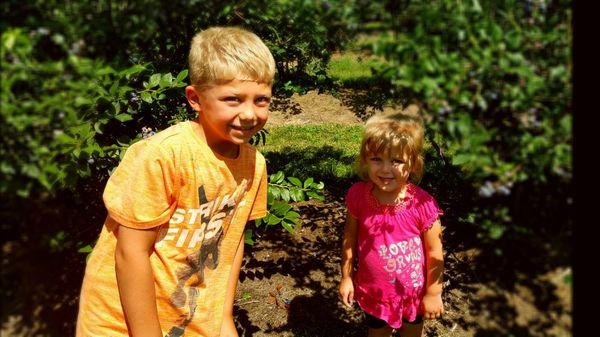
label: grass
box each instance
[327,52,387,87]
[258,124,363,183]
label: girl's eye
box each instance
[370,157,382,162]
[392,159,405,165]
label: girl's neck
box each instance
[371,182,410,205]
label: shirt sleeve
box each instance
[248,163,268,220]
[345,182,362,219]
[416,192,444,232]
[103,140,179,229]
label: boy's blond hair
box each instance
[188,26,276,88]
[357,105,426,183]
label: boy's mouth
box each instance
[230,124,256,131]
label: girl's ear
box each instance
[185,85,202,112]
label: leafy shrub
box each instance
[2,0,357,94]
[372,0,572,243]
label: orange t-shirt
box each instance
[76,121,267,337]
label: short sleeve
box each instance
[416,192,444,232]
[345,182,363,219]
[103,140,179,229]
[248,163,268,220]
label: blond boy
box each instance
[76,27,275,337]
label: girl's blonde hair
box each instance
[357,105,425,183]
[188,26,276,89]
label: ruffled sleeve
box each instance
[414,188,443,232]
[103,140,179,229]
[345,182,364,219]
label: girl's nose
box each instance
[382,161,393,171]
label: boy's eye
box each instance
[369,157,382,162]
[255,96,271,106]
[224,96,241,103]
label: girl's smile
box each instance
[367,150,412,199]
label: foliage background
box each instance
[1,0,571,336]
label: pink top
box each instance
[346,181,443,328]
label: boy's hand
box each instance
[338,277,355,308]
[421,293,444,319]
[219,315,238,337]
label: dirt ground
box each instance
[234,91,572,337]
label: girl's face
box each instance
[366,149,412,194]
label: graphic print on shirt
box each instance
[377,236,424,288]
[158,179,249,337]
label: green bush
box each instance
[2,0,357,94]
[372,0,572,243]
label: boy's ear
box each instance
[185,85,202,112]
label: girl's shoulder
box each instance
[347,180,370,197]
[408,184,437,204]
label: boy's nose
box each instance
[238,104,257,121]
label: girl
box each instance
[339,109,444,337]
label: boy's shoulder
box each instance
[141,121,191,148]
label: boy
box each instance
[76,26,275,337]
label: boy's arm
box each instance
[339,213,358,307]
[220,234,244,337]
[421,219,445,319]
[115,225,163,337]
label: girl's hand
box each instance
[421,293,444,319]
[338,277,355,308]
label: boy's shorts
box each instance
[364,312,423,329]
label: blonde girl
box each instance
[339,108,444,337]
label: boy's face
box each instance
[187,79,271,155]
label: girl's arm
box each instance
[339,213,358,307]
[219,236,244,337]
[115,225,163,337]
[421,219,445,319]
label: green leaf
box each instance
[281,188,290,202]
[114,113,133,122]
[266,213,281,225]
[452,154,471,166]
[281,219,295,233]
[109,81,118,96]
[284,211,300,220]
[303,177,314,189]
[176,69,189,82]
[270,186,281,200]
[255,217,263,228]
[288,176,302,187]
[78,245,94,253]
[120,64,146,77]
[141,92,152,103]
[159,73,173,88]
[244,229,254,246]
[307,191,325,201]
[271,201,292,215]
[312,181,325,190]
[291,188,304,201]
[149,74,161,88]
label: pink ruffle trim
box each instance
[354,285,423,329]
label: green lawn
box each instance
[258,124,363,182]
[327,52,387,87]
